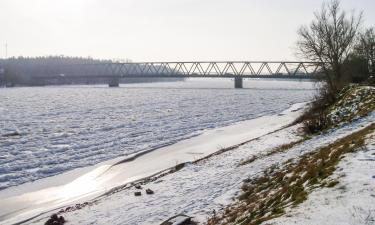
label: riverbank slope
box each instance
[33,85,375,225]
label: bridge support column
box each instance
[234,77,243,88]
[108,78,120,87]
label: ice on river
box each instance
[0,79,315,189]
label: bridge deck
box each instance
[39,74,316,79]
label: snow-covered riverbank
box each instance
[0,102,308,225]
[267,130,375,225]
[24,109,375,225]
[2,84,373,225]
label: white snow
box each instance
[0,101,307,225]
[23,112,374,224]
[266,128,375,225]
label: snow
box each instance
[23,111,375,224]
[0,80,315,190]
[0,102,308,225]
[267,128,375,225]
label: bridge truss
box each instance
[40,61,323,78]
[34,61,324,88]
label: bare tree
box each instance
[355,28,375,76]
[296,0,362,92]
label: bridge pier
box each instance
[234,77,243,88]
[108,78,120,87]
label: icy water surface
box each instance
[0,79,316,189]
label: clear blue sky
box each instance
[0,0,374,61]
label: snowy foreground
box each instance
[30,112,375,224]
[0,103,308,225]
[268,128,375,225]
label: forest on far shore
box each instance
[0,56,183,86]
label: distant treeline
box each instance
[0,56,183,86]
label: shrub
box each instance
[297,84,335,134]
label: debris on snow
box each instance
[160,214,194,225]
[146,188,154,195]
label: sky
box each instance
[0,0,374,61]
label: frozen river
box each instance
[0,79,316,190]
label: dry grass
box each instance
[207,123,374,225]
[327,85,375,124]
[264,139,307,157]
[297,85,375,135]
[238,139,306,167]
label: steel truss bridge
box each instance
[35,61,324,88]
